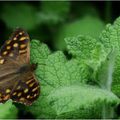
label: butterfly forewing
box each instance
[0,28,30,64]
[0,28,40,105]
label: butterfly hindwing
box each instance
[11,73,40,105]
[0,73,19,103]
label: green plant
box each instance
[2,16,120,119]
[19,17,120,119]
[1,2,120,119]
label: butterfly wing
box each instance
[0,28,30,64]
[0,69,40,105]
[0,71,19,103]
[0,28,40,105]
[11,72,40,106]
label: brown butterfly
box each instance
[0,28,40,106]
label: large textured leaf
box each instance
[65,35,107,78]
[109,17,120,97]
[98,17,120,96]
[48,85,119,119]
[22,40,119,119]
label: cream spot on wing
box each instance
[6,89,11,93]
[24,89,28,93]
[20,44,26,49]
[6,46,11,50]
[32,87,38,92]
[34,94,37,97]
[13,43,18,48]
[29,82,35,87]
[0,59,4,64]
[13,37,17,40]
[13,92,17,96]
[18,92,22,97]
[3,51,8,55]
[9,53,14,57]
[19,32,23,35]
[26,79,33,84]
[19,49,26,54]
[20,97,24,101]
[27,95,30,99]
[20,37,26,41]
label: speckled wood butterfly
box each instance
[0,28,40,106]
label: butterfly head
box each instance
[17,63,38,74]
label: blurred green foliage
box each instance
[38,1,70,25]
[0,101,18,119]
[0,1,120,119]
[55,15,105,50]
[1,3,38,30]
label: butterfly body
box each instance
[17,63,37,74]
[0,28,40,105]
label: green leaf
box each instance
[47,85,119,119]
[55,15,105,50]
[30,39,51,80]
[112,55,120,97]
[111,17,120,96]
[0,101,18,119]
[96,49,116,90]
[25,41,88,118]
[24,40,119,119]
[99,17,120,96]
[27,49,90,118]
[41,1,69,15]
[37,1,70,25]
[65,35,107,73]
[44,51,89,89]
[25,40,55,118]
[65,35,101,59]
[99,24,119,54]
[1,3,38,30]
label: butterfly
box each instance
[0,28,40,106]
